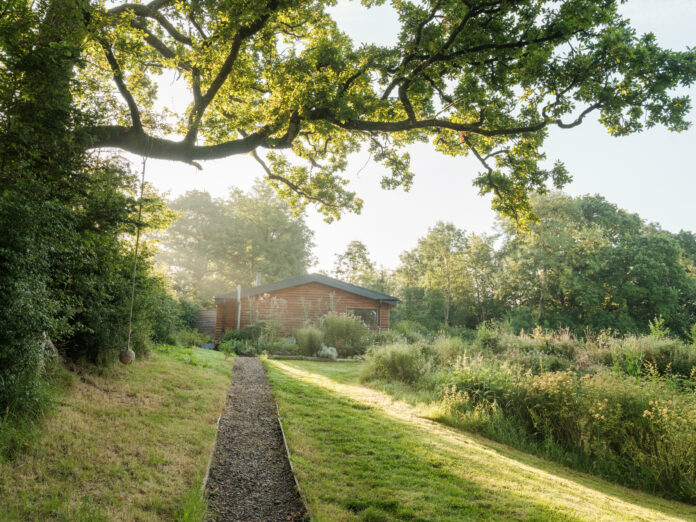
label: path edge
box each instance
[268,362,313,521]
[201,413,222,494]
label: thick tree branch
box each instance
[108,0,170,16]
[184,1,277,143]
[334,115,547,136]
[109,0,193,46]
[89,126,266,165]
[555,103,602,129]
[398,84,416,120]
[99,41,142,131]
[87,97,603,166]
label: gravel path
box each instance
[206,357,307,521]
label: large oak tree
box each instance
[7,0,696,221]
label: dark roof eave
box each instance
[214,273,399,303]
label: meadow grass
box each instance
[267,359,696,521]
[0,346,233,521]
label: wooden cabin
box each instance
[214,273,398,340]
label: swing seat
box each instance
[120,348,135,365]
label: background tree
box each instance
[387,195,696,335]
[333,240,390,292]
[462,234,501,324]
[497,193,696,335]
[396,222,468,326]
[157,181,315,303]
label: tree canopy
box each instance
[389,194,696,335]
[13,0,695,222]
[157,182,315,302]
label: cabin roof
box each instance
[214,273,399,304]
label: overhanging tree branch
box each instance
[99,41,142,131]
[184,0,278,143]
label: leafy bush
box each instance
[370,329,403,346]
[177,328,211,348]
[272,343,299,355]
[222,325,262,344]
[361,343,426,385]
[475,322,503,353]
[178,299,203,330]
[321,313,369,357]
[649,315,670,340]
[317,346,338,360]
[295,327,324,356]
[218,340,239,359]
[688,323,696,345]
[441,354,696,502]
[431,336,466,365]
[221,329,248,342]
[218,339,255,356]
[392,320,429,343]
[512,352,572,374]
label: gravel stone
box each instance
[206,357,307,521]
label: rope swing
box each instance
[120,153,148,365]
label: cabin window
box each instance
[347,307,378,328]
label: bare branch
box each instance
[248,148,340,209]
[556,103,601,129]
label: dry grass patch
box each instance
[0,347,233,521]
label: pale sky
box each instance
[128,0,696,273]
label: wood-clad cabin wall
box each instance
[215,282,392,338]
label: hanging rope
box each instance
[121,152,148,364]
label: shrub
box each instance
[431,336,467,365]
[178,299,203,330]
[218,340,240,359]
[361,343,426,384]
[515,353,572,374]
[475,322,503,353]
[317,345,338,360]
[222,328,251,342]
[598,336,696,378]
[392,320,429,343]
[442,361,696,502]
[177,328,210,347]
[649,315,670,340]
[274,343,300,355]
[321,313,369,357]
[295,327,324,356]
[688,323,696,345]
[370,329,403,346]
[523,371,696,501]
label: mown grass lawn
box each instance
[267,359,696,521]
[0,347,233,521]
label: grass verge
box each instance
[0,346,233,521]
[267,359,696,521]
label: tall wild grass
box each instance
[361,325,696,503]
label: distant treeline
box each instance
[335,193,696,338]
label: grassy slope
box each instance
[267,360,696,522]
[0,347,233,521]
